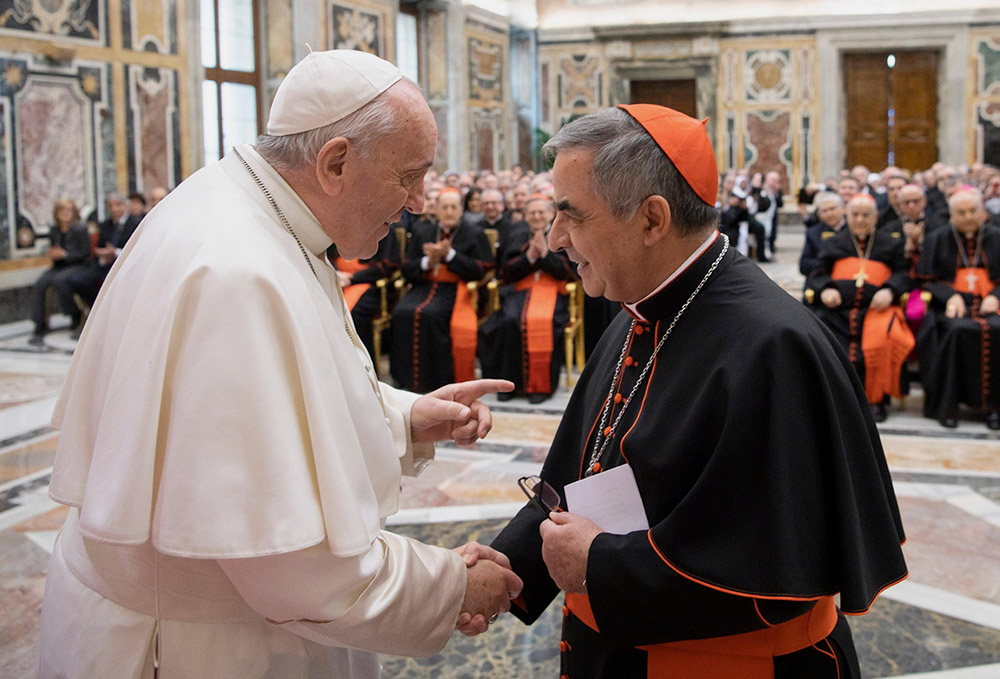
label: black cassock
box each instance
[805,228,912,402]
[327,231,401,359]
[478,224,577,397]
[492,234,906,679]
[390,220,492,393]
[915,223,1000,419]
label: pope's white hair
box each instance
[256,82,412,170]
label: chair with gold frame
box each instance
[563,281,586,389]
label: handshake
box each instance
[452,542,523,636]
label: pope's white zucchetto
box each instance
[266,49,402,136]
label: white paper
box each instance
[563,464,649,534]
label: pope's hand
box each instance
[410,379,514,445]
[539,511,603,594]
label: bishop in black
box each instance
[489,105,907,679]
[914,188,1000,429]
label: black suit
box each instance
[31,222,92,334]
[64,214,141,307]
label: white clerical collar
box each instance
[224,143,333,257]
[624,230,719,323]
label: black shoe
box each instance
[871,402,887,423]
[496,391,515,402]
[28,334,45,347]
[527,393,550,405]
[987,411,1000,431]
[939,417,958,429]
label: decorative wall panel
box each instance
[468,35,504,104]
[466,25,507,170]
[1,56,111,256]
[538,44,605,134]
[971,33,1000,166]
[717,37,817,194]
[327,0,389,58]
[126,64,178,194]
[0,0,104,44]
[122,0,177,53]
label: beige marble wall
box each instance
[716,36,817,194]
[0,0,192,266]
[466,22,509,170]
[969,30,1000,166]
[537,43,606,135]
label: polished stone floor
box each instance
[3,230,1000,678]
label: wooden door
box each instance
[844,53,890,171]
[891,52,938,172]
[844,51,938,172]
[630,79,698,118]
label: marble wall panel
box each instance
[977,101,1000,168]
[266,0,293,79]
[976,37,1000,97]
[13,75,91,238]
[972,34,1000,164]
[122,0,176,53]
[467,34,504,105]
[126,65,177,194]
[745,110,792,189]
[425,11,447,100]
[558,53,600,110]
[0,0,104,43]
[0,99,10,259]
[470,107,503,171]
[744,49,792,104]
[537,44,604,133]
[717,37,817,190]
[0,55,110,254]
[327,0,388,58]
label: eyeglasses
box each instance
[518,475,563,514]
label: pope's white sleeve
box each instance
[380,382,435,476]
[217,532,467,657]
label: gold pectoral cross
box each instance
[854,268,869,289]
[965,271,979,293]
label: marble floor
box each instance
[3,229,1000,678]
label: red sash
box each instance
[953,267,991,297]
[333,256,366,275]
[565,593,838,678]
[831,257,891,288]
[861,307,915,402]
[426,267,477,382]
[515,273,568,394]
[334,257,371,310]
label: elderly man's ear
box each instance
[315,136,350,197]
[641,195,672,245]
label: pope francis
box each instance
[37,50,521,678]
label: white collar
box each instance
[624,230,719,323]
[223,143,333,257]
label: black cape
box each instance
[493,234,906,676]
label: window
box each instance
[397,3,420,85]
[202,0,261,164]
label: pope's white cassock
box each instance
[38,143,468,678]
